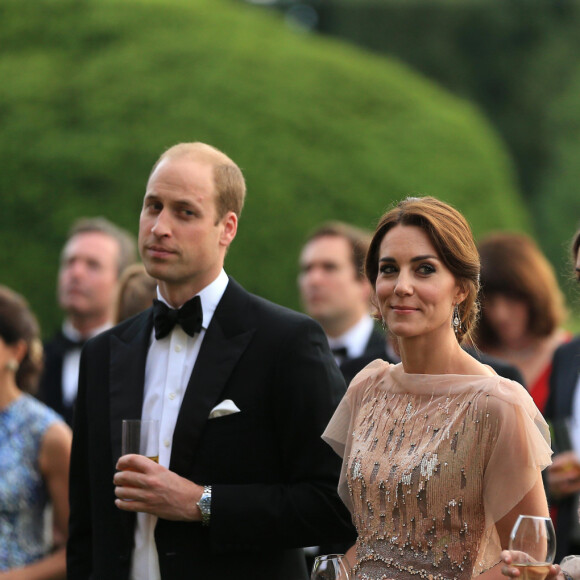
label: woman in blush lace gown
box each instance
[323,197,552,580]
[0,286,71,579]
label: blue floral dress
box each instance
[0,394,62,570]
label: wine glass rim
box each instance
[515,514,552,521]
[314,553,345,560]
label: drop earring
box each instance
[452,305,461,334]
[5,359,19,372]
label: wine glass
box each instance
[310,554,350,580]
[508,515,556,579]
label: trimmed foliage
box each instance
[0,0,527,334]
[315,0,580,309]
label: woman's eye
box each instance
[418,264,436,275]
[379,264,397,275]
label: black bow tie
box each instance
[152,296,203,340]
[61,334,87,351]
[331,346,348,360]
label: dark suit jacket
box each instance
[338,327,388,385]
[67,279,354,580]
[361,327,389,360]
[544,335,580,561]
[37,330,76,426]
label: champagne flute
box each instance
[310,554,350,580]
[509,515,556,580]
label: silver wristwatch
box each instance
[196,485,212,526]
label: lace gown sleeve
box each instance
[476,377,553,572]
[322,360,388,515]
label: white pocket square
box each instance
[208,399,241,419]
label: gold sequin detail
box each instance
[347,387,497,579]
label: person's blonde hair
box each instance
[150,142,246,221]
[365,196,480,344]
[114,263,157,324]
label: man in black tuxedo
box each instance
[37,217,136,425]
[544,336,580,561]
[67,143,354,580]
[298,222,385,373]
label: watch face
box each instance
[199,493,211,513]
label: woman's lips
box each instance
[391,305,418,314]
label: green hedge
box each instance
[315,0,580,306]
[0,0,528,335]
[532,64,580,307]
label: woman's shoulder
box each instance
[474,373,531,404]
[476,374,548,431]
[345,359,396,401]
[13,394,64,433]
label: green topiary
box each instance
[0,0,528,334]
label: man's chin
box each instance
[61,299,87,312]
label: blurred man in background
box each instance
[37,217,136,425]
[298,221,386,371]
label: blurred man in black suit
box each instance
[37,217,136,425]
[298,222,386,372]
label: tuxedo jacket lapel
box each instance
[109,310,153,466]
[170,280,254,475]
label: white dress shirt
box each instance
[61,320,112,406]
[326,314,375,363]
[130,270,229,580]
[569,372,580,456]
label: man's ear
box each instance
[219,212,238,248]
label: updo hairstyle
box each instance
[365,196,480,344]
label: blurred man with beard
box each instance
[37,217,136,424]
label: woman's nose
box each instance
[394,272,413,296]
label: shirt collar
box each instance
[155,269,229,331]
[62,319,113,342]
[327,314,375,359]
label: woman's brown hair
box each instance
[365,196,480,344]
[0,285,43,393]
[477,232,566,347]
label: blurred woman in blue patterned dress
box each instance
[0,285,71,579]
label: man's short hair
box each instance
[151,142,246,221]
[67,217,137,277]
[304,221,372,279]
